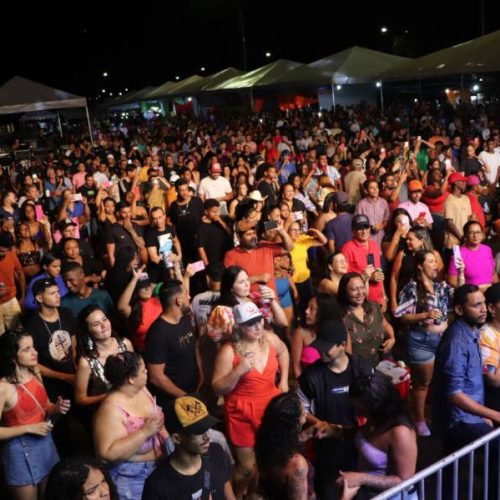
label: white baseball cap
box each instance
[233,302,263,326]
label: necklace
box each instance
[178,200,190,216]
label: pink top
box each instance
[301,345,321,367]
[110,389,165,456]
[448,244,495,285]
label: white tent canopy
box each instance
[0,76,92,141]
[0,76,87,114]
[309,46,412,85]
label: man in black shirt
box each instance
[145,206,181,283]
[143,394,234,500]
[146,280,200,408]
[257,164,279,209]
[298,319,373,499]
[24,277,77,401]
[78,174,98,217]
[197,199,232,270]
[169,179,204,265]
[105,201,145,267]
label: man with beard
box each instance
[223,219,294,296]
[433,284,500,465]
[142,394,234,499]
[146,280,200,408]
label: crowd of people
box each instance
[0,100,500,499]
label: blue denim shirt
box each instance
[433,318,485,431]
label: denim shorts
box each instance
[1,433,59,486]
[108,460,156,500]
[407,329,442,364]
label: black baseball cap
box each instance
[351,214,371,230]
[311,319,348,354]
[32,277,58,297]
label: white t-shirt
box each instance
[198,176,232,200]
[478,150,500,184]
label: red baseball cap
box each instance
[448,172,467,184]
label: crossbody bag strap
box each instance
[17,381,47,418]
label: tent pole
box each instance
[380,81,384,114]
[331,77,336,112]
[57,112,63,138]
[85,104,94,146]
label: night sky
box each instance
[2,0,499,99]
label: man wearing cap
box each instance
[298,319,373,498]
[354,179,390,247]
[198,163,233,217]
[465,175,486,229]
[398,179,433,229]
[443,172,474,266]
[344,158,367,205]
[325,192,353,253]
[342,214,385,305]
[142,394,234,499]
[223,218,294,296]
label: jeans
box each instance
[108,460,156,500]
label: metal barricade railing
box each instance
[373,427,500,500]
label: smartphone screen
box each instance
[191,260,206,273]
[367,253,375,266]
[35,204,45,221]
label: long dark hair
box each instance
[414,250,434,314]
[218,265,246,307]
[44,456,118,500]
[0,328,35,383]
[76,305,118,361]
[337,272,365,308]
[316,293,341,324]
[388,207,412,236]
[255,393,303,470]
[350,372,413,432]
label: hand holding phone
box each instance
[190,260,205,274]
[367,253,375,266]
[263,220,278,231]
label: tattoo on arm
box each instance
[287,463,308,500]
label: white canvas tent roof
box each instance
[143,81,178,100]
[309,46,412,84]
[204,60,303,90]
[380,29,500,81]
[0,76,87,115]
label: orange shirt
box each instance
[0,250,22,304]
